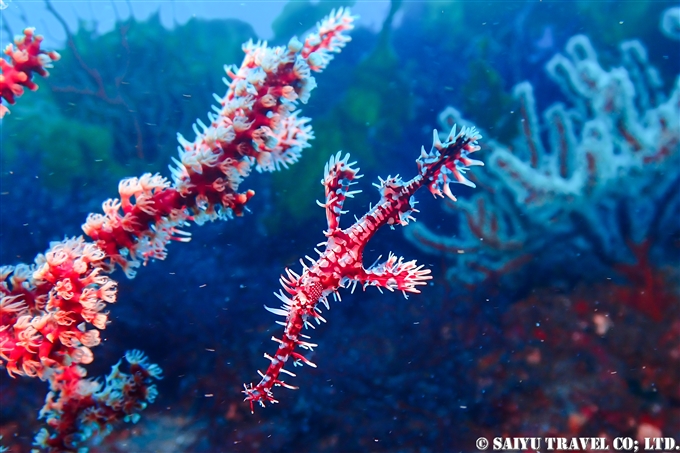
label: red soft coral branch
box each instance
[81,9,356,276]
[1,238,116,379]
[0,27,60,117]
[34,351,162,453]
[243,126,483,411]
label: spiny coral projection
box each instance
[0,27,60,118]
[243,125,483,411]
[405,34,679,287]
